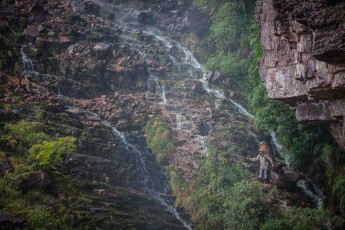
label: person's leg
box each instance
[264,166,270,182]
[259,168,264,181]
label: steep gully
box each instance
[18,0,325,226]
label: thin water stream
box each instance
[91,113,192,229]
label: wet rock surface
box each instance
[256,0,345,150]
[0,212,27,229]
[23,171,52,190]
[0,0,325,228]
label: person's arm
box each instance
[248,155,260,162]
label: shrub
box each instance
[224,180,274,230]
[29,136,76,169]
[23,205,64,230]
[332,175,345,210]
[0,120,50,152]
[261,207,330,230]
[184,145,252,228]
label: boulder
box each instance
[207,70,224,84]
[269,170,290,188]
[269,163,303,187]
[282,166,303,184]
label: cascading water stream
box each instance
[90,113,191,229]
[21,46,34,72]
[270,131,283,153]
[161,84,167,104]
[296,179,325,209]
[101,120,150,189]
[146,74,167,104]
[228,99,255,120]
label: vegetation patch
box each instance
[144,117,175,164]
[29,136,76,169]
[0,119,77,228]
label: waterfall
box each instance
[248,129,260,144]
[296,179,325,209]
[168,55,180,71]
[146,75,167,104]
[228,99,255,119]
[176,113,187,129]
[270,131,282,153]
[161,84,167,104]
[198,137,208,152]
[21,46,34,72]
[101,120,150,189]
[90,113,191,229]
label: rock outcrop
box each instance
[256,0,345,149]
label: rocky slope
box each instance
[256,0,345,149]
[0,0,327,228]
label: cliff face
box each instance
[256,0,345,149]
[1,0,327,228]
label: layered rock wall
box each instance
[256,0,345,149]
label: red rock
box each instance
[269,171,290,188]
[59,35,70,43]
[282,167,302,184]
[93,122,101,127]
[82,100,91,107]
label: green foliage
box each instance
[224,180,274,229]
[205,51,248,80]
[145,117,175,164]
[209,2,239,50]
[194,0,254,84]
[333,176,345,207]
[29,136,76,169]
[0,120,50,153]
[260,207,330,230]
[166,166,189,206]
[22,205,65,230]
[184,145,253,228]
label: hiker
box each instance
[247,149,273,183]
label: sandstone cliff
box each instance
[256,0,345,149]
